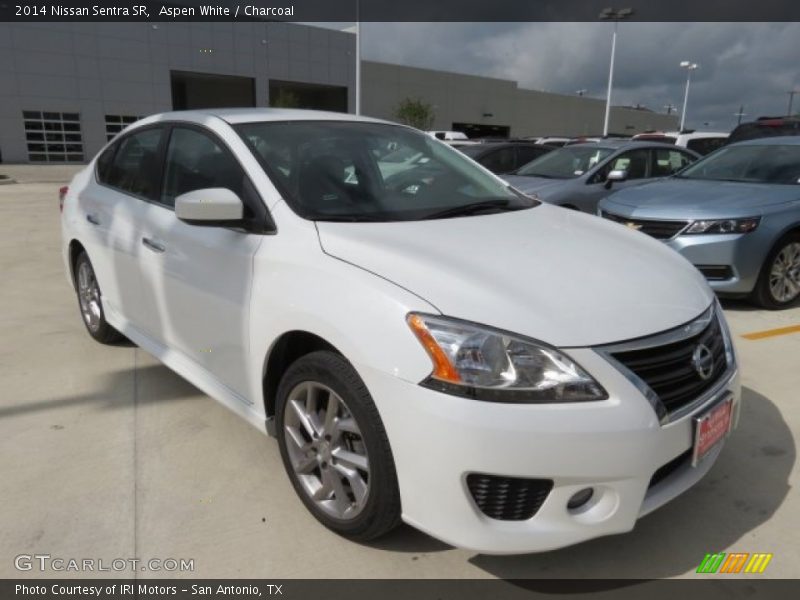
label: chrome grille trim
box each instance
[595,301,735,425]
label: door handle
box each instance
[141,237,166,253]
[86,214,100,225]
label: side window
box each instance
[600,149,650,181]
[652,149,694,177]
[516,146,545,169]
[479,147,516,173]
[104,128,163,199]
[686,138,726,156]
[161,127,246,208]
[95,143,117,183]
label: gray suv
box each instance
[600,137,800,309]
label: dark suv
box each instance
[728,117,800,144]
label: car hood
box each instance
[603,178,800,218]
[503,175,571,197]
[316,205,713,347]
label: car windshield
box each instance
[458,144,489,157]
[236,121,532,221]
[676,144,800,184]
[515,145,615,178]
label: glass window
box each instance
[686,137,727,156]
[678,144,800,185]
[652,148,694,177]
[103,128,163,199]
[478,147,517,173]
[515,146,548,169]
[516,146,615,179]
[161,127,246,208]
[236,121,528,222]
[600,149,651,180]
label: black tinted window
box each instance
[95,143,117,182]
[516,146,549,168]
[686,137,727,155]
[161,127,246,208]
[104,128,163,199]
[479,147,516,173]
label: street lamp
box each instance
[679,61,698,131]
[599,7,634,137]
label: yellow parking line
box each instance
[742,324,800,340]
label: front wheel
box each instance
[275,351,401,541]
[752,233,800,309]
[74,251,124,343]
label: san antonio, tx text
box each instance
[16,584,283,596]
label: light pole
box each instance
[599,7,634,137]
[355,0,361,115]
[787,89,799,117]
[734,105,747,125]
[679,61,698,131]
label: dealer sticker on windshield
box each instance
[692,395,734,466]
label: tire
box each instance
[275,350,401,541]
[751,232,800,309]
[74,251,124,344]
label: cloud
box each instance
[361,22,800,130]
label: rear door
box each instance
[78,126,165,329]
[136,124,263,400]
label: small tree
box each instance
[393,97,435,131]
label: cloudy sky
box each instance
[348,22,800,131]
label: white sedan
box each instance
[61,108,740,554]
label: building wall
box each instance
[0,22,355,163]
[362,61,678,137]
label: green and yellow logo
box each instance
[696,552,773,574]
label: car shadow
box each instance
[0,363,199,420]
[469,387,793,586]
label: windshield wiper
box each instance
[421,199,516,220]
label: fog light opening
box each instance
[567,487,594,511]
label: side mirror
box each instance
[175,188,244,226]
[604,169,628,189]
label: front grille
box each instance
[602,211,689,239]
[648,449,692,489]
[611,315,727,416]
[697,265,734,281]
[466,474,553,521]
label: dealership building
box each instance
[0,21,677,164]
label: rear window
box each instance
[686,137,727,156]
[728,120,800,144]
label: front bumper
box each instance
[665,232,768,295]
[356,348,740,554]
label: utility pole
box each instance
[664,103,676,115]
[679,61,699,131]
[734,105,747,125]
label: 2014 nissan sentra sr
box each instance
[61,109,740,554]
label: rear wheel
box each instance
[74,252,124,343]
[275,351,401,541]
[752,233,800,309]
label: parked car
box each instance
[728,117,800,145]
[633,131,729,155]
[427,130,469,141]
[504,140,700,213]
[527,136,571,146]
[457,142,556,174]
[62,108,739,554]
[600,137,800,309]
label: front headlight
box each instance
[407,313,607,403]
[685,217,760,235]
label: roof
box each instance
[136,108,392,126]
[734,135,800,146]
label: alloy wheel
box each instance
[769,242,800,303]
[283,381,370,520]
[77,261,102,332]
